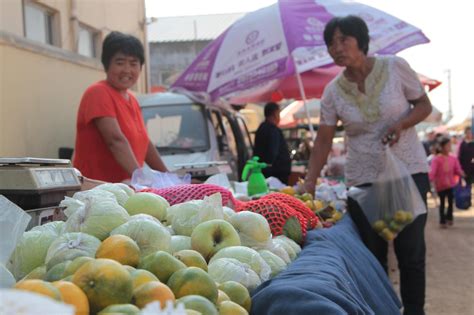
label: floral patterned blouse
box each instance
[320,56,429,186]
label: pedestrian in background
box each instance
[253,102,291,184]
[458,126,474,184]
[429,136,465,228]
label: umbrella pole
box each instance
[292,56,316,140]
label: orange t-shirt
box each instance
[73,80,149,182]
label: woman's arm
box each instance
[304,125,337,194]
[384,94,432,145]
[94,117,140,176]
[145,140,168,172]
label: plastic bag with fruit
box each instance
[348,147,426,241]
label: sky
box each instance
[145,0,472,122]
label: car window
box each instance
[221,115,238,158]
[237,116,253,156]
[141,103,210,154]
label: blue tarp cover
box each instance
[251,215,401,315]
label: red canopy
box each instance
[228,66,442,104]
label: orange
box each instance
[132,281,175,309]
[52,280,89,315]
[96,235,140,267]
[130,269,159,291]
[14,279,62,301]
[167,267,218,304]
[72,258,133,313]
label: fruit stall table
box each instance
[250,214,402,315]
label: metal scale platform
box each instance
[0,157,81,229]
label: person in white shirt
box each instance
[304,15,432,315]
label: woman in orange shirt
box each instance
[73,31,167,182]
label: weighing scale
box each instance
[0,158,81,229]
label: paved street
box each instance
[389,195,474,314]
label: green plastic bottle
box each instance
[241,156,269,196]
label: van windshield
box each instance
[141,103,210,154]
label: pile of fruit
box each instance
[7,183,303,315]
[371,210,414,241]
[279,186,344,227]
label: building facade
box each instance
[0,0,147,158]
[147,13,244,90]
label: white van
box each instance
[137,92,254,181]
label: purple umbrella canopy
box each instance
[171,0,429,103]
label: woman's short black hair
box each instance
[101,31,145,70]
[323,15,370,55]
[264,102,280,118]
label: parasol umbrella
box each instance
[172,0,429,137]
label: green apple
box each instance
[404,212,414,223]
[379,228,395,241]
[124,192,169,221]
[372,220,387,233]
[230,211,271,248]
[301,193,313,202]
[388,221,402,233]
[191,220,241,261]
[393,210,407,224]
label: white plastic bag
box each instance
[131,167,191,190]
[166,193,224,236]
[348,147,426,241]
[0,196,31,287]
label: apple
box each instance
[301,193,313,202]
[124,192,169,221]
[379,228,395,241]
[393,210,407,224]
[388,221,402,233]
[279,186,296,196]
[305,200,315,210]
[230,211,271,248]
[404,212,414,223]
[332,212,343,222]
[191,219,241,261]
[372,220,387,233]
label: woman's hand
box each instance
[383,122,405,146]
[303,178,317,197]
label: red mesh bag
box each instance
[261,193,319,229]
[235,199,307,244]
[140,184,238,207]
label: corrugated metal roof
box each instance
[147,13,246,43]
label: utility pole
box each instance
[445,69,453,122]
